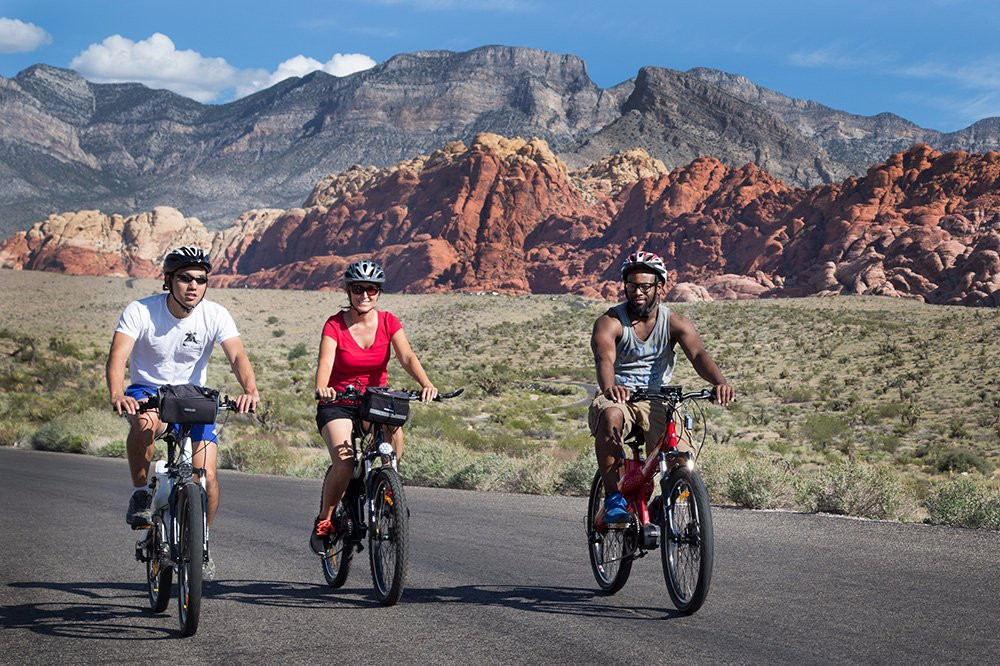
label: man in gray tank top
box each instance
[588,250,734,524]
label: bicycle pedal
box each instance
[605,521,629,529]
[131,522,152,531]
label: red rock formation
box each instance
[2,140,1000,306]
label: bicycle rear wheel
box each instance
[660,467,714,614]
[586,471,633,593]
[146,518,172,613]
[176,482,204,636]
[368,467,409,606]
[319,466,354,588]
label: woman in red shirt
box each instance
[313,259,437,539]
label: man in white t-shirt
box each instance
[106,246,259,577]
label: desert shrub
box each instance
[935,448,990,474]
[48,336,84,359]
[726,461,793,509]
[402,437,473,487]
[266,316,280,325]
[220,438,294,475]
[451,453,519,491]
[556,453,594,496]
[0,420,31,447]
[272,329,286,338]
[287,343,309,361]
[32,418,88,453]
[96,440,127,458]
[923,478,1000,529]
[30,409,121,454]
[801,462,903,519]
[471,363,525,397]
[506,452,560,495]
[800,414,850,451]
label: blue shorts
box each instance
[126,384,218,443]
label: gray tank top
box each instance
[613,303,675,389]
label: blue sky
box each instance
[0,0,995,132]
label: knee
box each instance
[598,409,624,436]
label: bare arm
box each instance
[106,332,139,415]
[391,329,437,402]
[670,313,735,405]
[591,313,629,402]
[315,334,338,400]
[220,336,260,413]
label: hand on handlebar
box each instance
[315,386,337,401]
[233,391,259,414]
[713,383,735,406]
[603,385,631,403]
[111,393,142,416]
[420,385,438,403]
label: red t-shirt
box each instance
[322,310,403,393]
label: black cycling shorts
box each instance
[316,402,359,432]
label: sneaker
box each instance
[309,516,333,554]
[126,489,152,528]
[603,492,630,524]
[202,554,216,582]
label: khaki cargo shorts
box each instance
[588,393,673,450]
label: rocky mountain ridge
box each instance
[3,45,1000,237]
[3,135,998,307]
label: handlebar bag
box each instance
[158,384,220,424]
[361,387,410,427]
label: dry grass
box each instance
[2,268,999,522]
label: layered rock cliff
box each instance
[3,45,1000,239]
[3,138,998,306]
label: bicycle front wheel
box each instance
[368,467,409,606]
[319,466,354,588]
[146,519,172,613]
[660,467,714,614]
[176,482,204,636]
[586,471,633,594]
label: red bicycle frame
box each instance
[597,420,682,530]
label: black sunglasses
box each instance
[625,281,657,293]
[349,284,381,296]
[175,274,208,285]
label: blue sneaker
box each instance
[603,492,630,524]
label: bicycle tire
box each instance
[176,482,204,636]
[586,471,633,594]
[660,466,714,614]
[319,465,354,588]
[146,519,172,613]
[368,467,409,606]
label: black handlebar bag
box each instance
[158,384,220,424]
[361,387,410,427]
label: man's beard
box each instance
[626,298,657,318]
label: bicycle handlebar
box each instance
[128,394,248,414]
[315,386,464,403]
[628,386,716,403]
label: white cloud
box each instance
[70,33,238,102]
[899,57,1000,91]
[69,33,376,103]
[788,45,891,70]
[235,53,377,97]
[0,17,52,53]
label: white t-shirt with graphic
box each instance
[115,293,240,387]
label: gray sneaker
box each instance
[126,489,152,528]
[203,554,216,582]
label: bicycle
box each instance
[131,387,242,636]
[585,385,716,614]
[312,386,463,606]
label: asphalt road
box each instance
[2,448,998,665]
